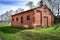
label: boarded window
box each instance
[27,15,30,20]
[34,17,35,22]
[16,17,18,21]
[12,18,14,21]
[21,17,23,24]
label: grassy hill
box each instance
[0,24,60,40]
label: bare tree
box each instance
[48,0,60,30]
[16,8,24,13]
[0,10,15,23]
[26,1,35,9]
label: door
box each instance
[44,16,48,27]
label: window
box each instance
[44,7,47,9]
[27,15,30,20]
[12,18,14,21]
[16,17,18,21]
[34,17,35,22]
[21,17,23,24]
[44,6,47,12]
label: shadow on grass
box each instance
[0,26,30,34]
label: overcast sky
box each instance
[0,0,40,15]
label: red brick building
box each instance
[11,0,54,28]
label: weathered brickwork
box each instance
[11,5,54,28]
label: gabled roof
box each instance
[11,5,54,17]
[43,5,54,16]
[11,7,40,16]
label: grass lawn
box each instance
[0,24,25,40]
[0,24,60,40]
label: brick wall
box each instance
[11,10,35,28]
[11,6,54,28]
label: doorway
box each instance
[44,16,48,27]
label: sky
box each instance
[0,0,40,15]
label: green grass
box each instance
[0,24,60,40]
[0,24,26,40]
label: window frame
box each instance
[27,15,30,20]
[16,17,18,21]
[21,17,23,24]
[44,6,47,12]
[12,18,14,21]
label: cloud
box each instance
[0,4,29,15]
[0,0,40,15]
[0,5,19,15]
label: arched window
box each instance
[27,15,30,20]
[44,6,47,12]
[12,18,14,21]
[36,10,42,13]
[36,10,40,13]
[21,17,23,24]
[16,17,18,21]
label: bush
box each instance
[21,31,60,40]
